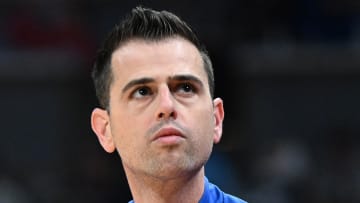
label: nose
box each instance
[156,85,177,121]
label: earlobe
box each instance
[213,98,224,144]
[91,108,116,153]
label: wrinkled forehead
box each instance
[110,37,205,77]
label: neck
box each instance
[124,167,205,203]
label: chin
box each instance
[149,159,205,180]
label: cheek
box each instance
[110,111,150,151]
[187,106,215,139]
[112,124,143,164]
[110,114,135,148]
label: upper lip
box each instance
[152,126,185,141]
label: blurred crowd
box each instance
[0,0,359,202]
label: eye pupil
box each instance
[183,84,191,92]
[139,88,148,95]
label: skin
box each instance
[91,37,224,203]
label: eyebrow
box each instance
[122,77,155,93]
[121,74,204,93]
[170,75,204,88]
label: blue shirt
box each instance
[129,177,247,203]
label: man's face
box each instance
[92,37,224,179]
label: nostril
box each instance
[157,111,176,120]
[170,111,176,118]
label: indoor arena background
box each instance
[0,1,359,202]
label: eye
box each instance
[176,83,197,95]
[131,86,153,99]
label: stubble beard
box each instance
[142,140,213,180]
[122,119,215,181]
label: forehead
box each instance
[110,37,206,83]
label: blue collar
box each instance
[199,177,247,203]
[129,176,246,203]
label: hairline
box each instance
[104,36,213,110]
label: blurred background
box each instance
[1,0,359,202]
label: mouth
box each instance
[152,127,186,145]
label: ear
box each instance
[91,108,116,153]
[213,98,224,144]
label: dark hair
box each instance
[92,6,214,109]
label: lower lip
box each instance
[154,135,184,145]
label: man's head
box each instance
[90,7,224,180]
[92,6,214,110]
